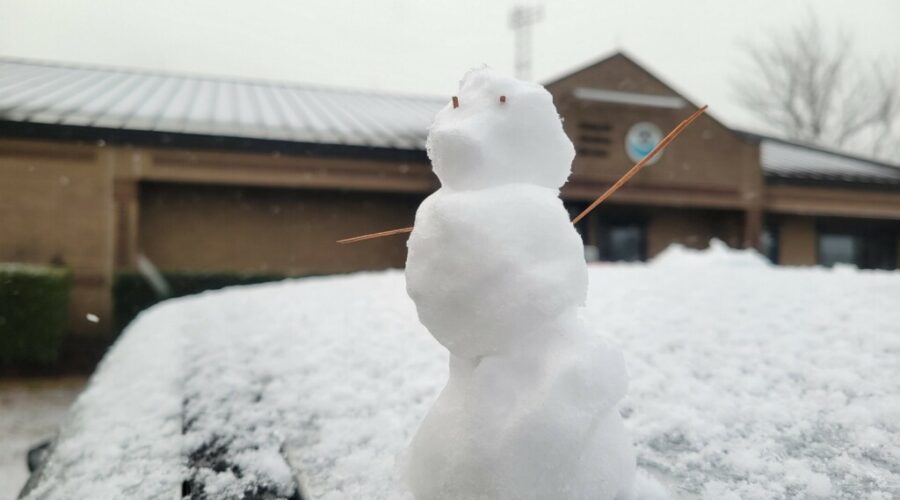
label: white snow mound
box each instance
[25,251,900,500]
[652,238,770,268]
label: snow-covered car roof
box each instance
[20,243,900,499]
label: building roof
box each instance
[0,58,444,151]
[751,134,900,186]
[2,56,899,186]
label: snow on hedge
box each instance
[25,243,900,499]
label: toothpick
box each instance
[337,105,708,244]
[337,226,414,244]
[452,96,459,109]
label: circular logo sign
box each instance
[625,122,664,164]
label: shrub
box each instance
[113,271,288,333]
[0,263,71,366]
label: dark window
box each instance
[818,229,896,270]
[761,224,779,264]
[860,234,898,270]
[600,224,646,262]
[818,233,860,267]
[565,203,589,240]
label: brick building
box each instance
[2,52,899,342]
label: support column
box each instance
[113,179,140,269]
[743,207,763,250]
[779,216,817,266]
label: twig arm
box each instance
[337,226,414,244]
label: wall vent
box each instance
[576,121,612,158]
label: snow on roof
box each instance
[3,57,899,185]
[0,58,444,150]
[22,246,900,499]
[760,136,900,185]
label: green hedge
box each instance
[0,264,71,366]
[113,271,287,333]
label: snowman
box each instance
[403,68,636,500]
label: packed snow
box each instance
[404,67,634,499]
[0,378,84,500]
[426,69,574,192]
[20,305,186,500]
[21,246,900,499]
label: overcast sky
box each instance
[1,0,899,133]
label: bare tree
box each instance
[735,14,900,163]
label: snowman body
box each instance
[404,68,635,500]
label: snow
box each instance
[0,378,84,500]
[21,305,187,499]
[21,246,900,499]
[651,239,771,269]
[406,184,587,359]
[405,67,634,499]
[426,68,574,191]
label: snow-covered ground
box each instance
[21,243,900,499]
[0,378,85,500]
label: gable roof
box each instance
[548,52,900,186]
[544,51,673,93]
[2,55,898,188]
[543,50,736,136]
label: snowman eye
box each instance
[452,96,459,109]
[499,95,507,104]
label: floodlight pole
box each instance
[509,4,544,81]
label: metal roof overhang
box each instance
[0,119,429,163]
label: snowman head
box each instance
[426,67,576,191]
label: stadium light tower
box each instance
[508,4,544,81]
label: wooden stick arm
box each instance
[337,226,414,244]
